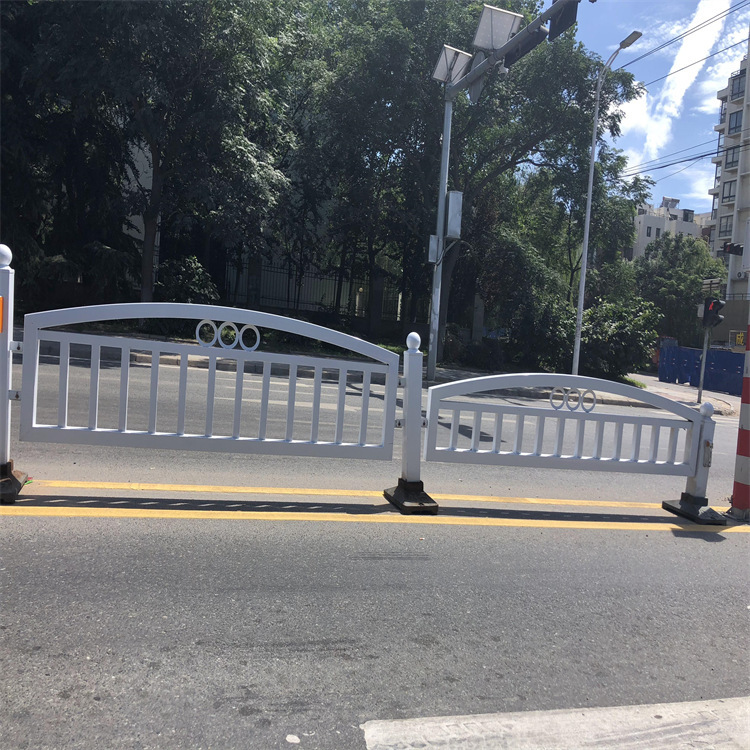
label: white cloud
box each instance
[642,0,731,158]
[694,10,750,115]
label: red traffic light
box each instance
[702,297,725,328]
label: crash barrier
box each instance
[0,246,719,518]
[659,345,743,397]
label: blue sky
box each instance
[573,0,750,213]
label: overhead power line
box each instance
[642,38,749,88]
[622,139,750,179]
[618,0,750,70]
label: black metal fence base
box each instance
[384,478,438,515]
[662,493,727,525]
[0,460,27,505]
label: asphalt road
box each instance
[2,356,749,749]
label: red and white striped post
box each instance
[730,318,750,521]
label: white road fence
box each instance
[0,247,716,511]
[19,303,399,460]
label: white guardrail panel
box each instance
[424,373,711,477]
[20,303,399,460]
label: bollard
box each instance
[384,332,438,515]
[0,245,27,504]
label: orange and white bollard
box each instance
[730,322,750,520]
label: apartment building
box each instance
[705,45,750,340]
[627,197,701,260]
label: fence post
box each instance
[0,245,26,504]
[384,332,438,515]
[663,402,725,524]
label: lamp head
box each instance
[620,31,642,49]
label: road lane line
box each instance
[28,480,671,509]
[2,503,748,531]
[23,480,736,512]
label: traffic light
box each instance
[549,0,578,42]
[722,241,744,256]
[504,27,549,67]
[703,297,725,328]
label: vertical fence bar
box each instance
[58,340,70,428]
[449,408,460,450]
[334,369,347,444]
[666,426,679,464]
[593,421,604,460]
[285,364,297,441]
[205,356,216,437]
[233,360,244,439]
[358,371,371,446]
[631,424,642,462]
[534,416,546,456]
[574,419,585,459]
[118,347,130,431]
[649,425,661,463]
[148,352,159,434]
[258,361,271,441]
[177,354,189,436]
[470,410,482,452]
[88,343,101,430]
[613,423,623,460]
[514,415,525,454]
[554,417,565,457]
[310,366,322,443]
[492,413,503,453]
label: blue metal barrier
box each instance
[659,346,743,396]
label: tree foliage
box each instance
[1,0,684,379]
[634,234,726,348]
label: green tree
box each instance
[634,233,726,348]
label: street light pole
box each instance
[571,30,641,376]
[427,97,455,382]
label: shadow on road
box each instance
[11,492,732,532]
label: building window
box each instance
[728,110,743,135]
[726,145,740,169]
[646,226,652,237]
[719,215,733,237]
[712,195,719,220]
[655,228,661,239]
[722,179,737,203]
[731,69,746,100]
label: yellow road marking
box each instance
[6,479,745,532]
[30,480,667,510]
[2,503,746,531]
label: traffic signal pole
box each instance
[697,329,709,404]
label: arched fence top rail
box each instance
[23,302,398,368]
[427,373,712,423]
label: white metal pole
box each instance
[572,32,641,374]
[572,54,616,376]
[0,245,14,467]
[427,98,454,382]
[401,332,423,483]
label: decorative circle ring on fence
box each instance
[196,321,261,352]
[550,386,597,413]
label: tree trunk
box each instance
[140,152,164,304]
